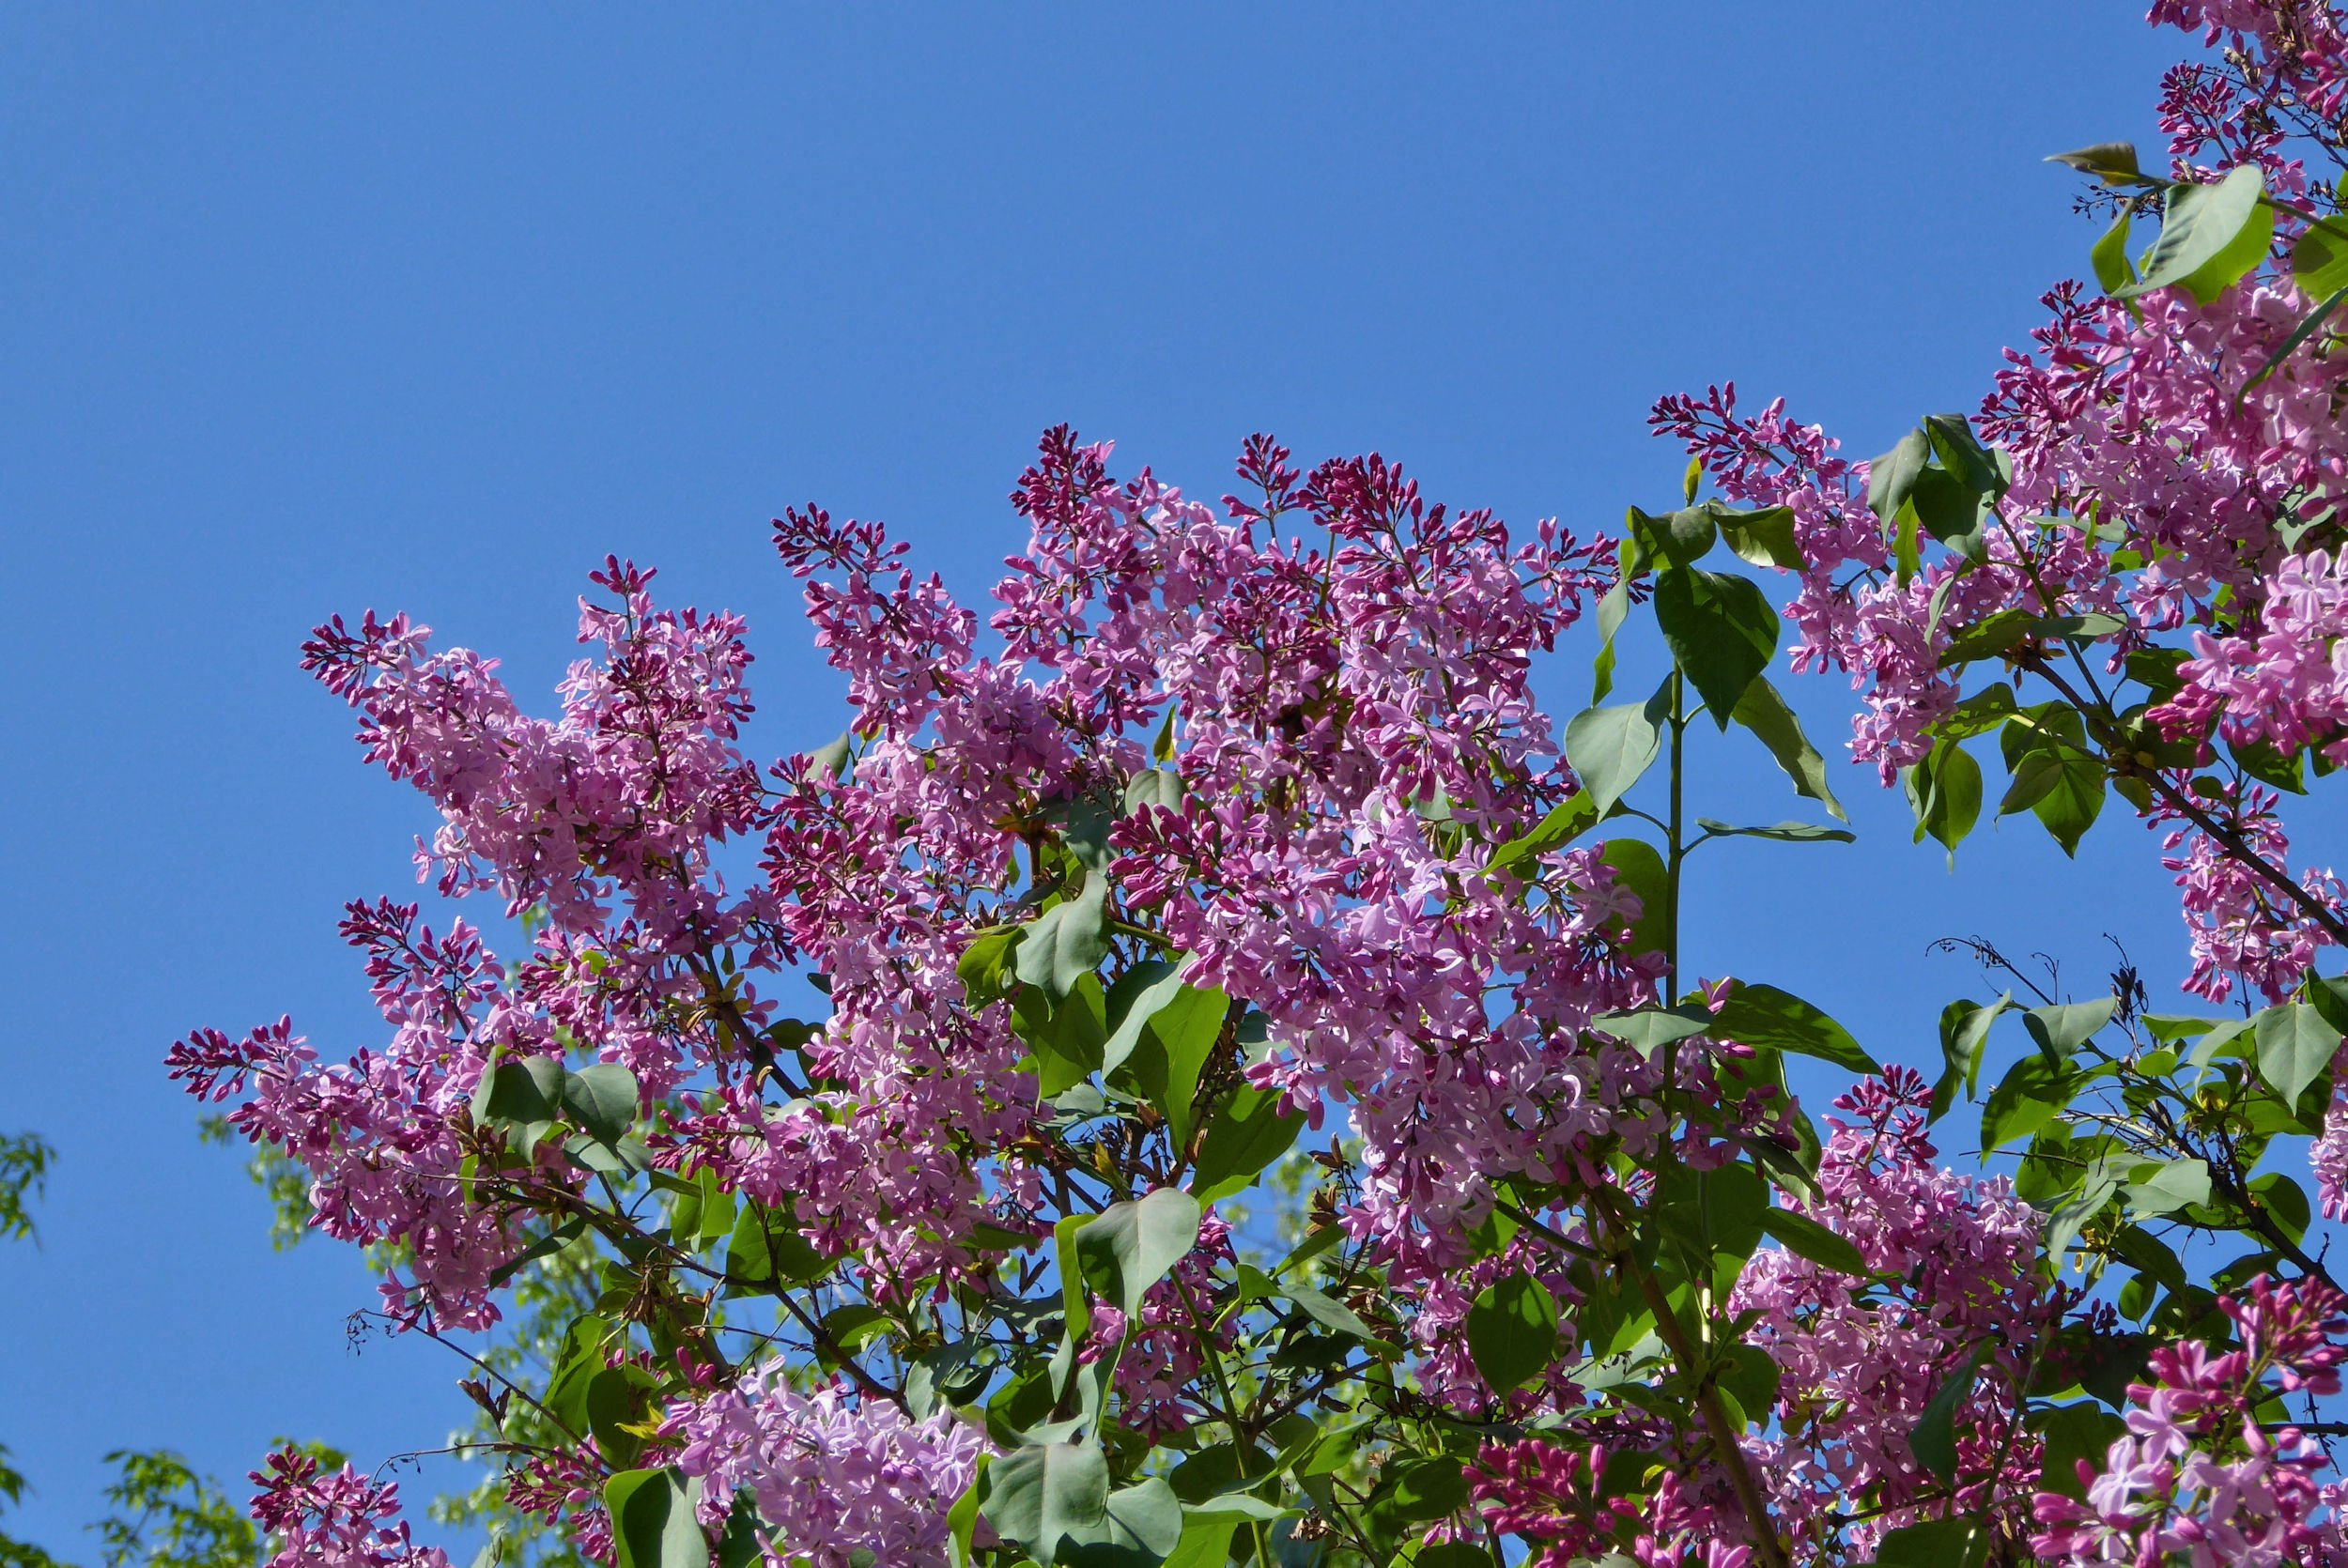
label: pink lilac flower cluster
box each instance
[178,424,1701,1557]
[2032,1275,2348,1566]
[503,1444,616,1567]
[2153,782,2348,1004]
[1655,0,2348,1009]
[663,1368,983,1568]
[2152,0,2348,180]
[2170,550,2348,767]
[1731,1068,2050,1560]
[247,1452,450,1568]
[163,906,517,1330]
[748,429,1676,1356]
[1467,1437,1752,1568]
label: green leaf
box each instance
[1710,983,1877,1074]
[1019,972,1108,1098]
[1893,500,1923,587]
[1982,1053,2074,1150]
[2183,1016,2252,1075]
[2116,164,2269,304]
[1015,884,1113,999]
[1589,1005,1715,1058]
[2046,1158,2125,1259]
[2071,1328,2154,1409]
[2030,761,2105,855]
[1384,1456,1470,1523]
[1122,768,1183,817]
[1873,1516,1989,1568]
[1598,838,1669,958]
[1757,1207,1868,1276]
[603,1470,705,1568]
[1565,680,1670,820]
[1866,427,1930,524]
[983,1440,1109,1565]
[1158,1515,1239,1568]
[1693,818,1853,844]
[2046,142,2141,182]
[1466,1271,1558,1392]
[2033,1402,2127,1501]
[2000,705,2103,855]
[2024,997,2118,1060]
[1908,466,1996,561]
[489,1215,588,1290]
[1105,974,1229,1147]
[1940,607,2036,664]
[1939,681,2019,738]
[1051,1213,1093,1352]
[1274,1276,1382,1344]
[563,1064,640,1147]
[956,926,1024,1004]
[2309,975,2348,1035]
[1653,1160,1769,1273]
[714,1491,766,1568]
[1653,567,1781,728]
[2297,220,2348,299]
[1103,961,1188,1080]
[1718,1343,1783,1427]
[1411,1546,1498,1568]
[586,1367,652,1469]
[2232,734,2308,794]
[2035,610,2127,642]
[1922,413,2003,496]
[2127,1157,2211,1219]
[1909,1347,1985,1483]
[2182,183,2277,304]
[1906,737,1982,854]
[2092,196,2139,293]
[723,1200,827,1292]
[1709,503,1804,571]
[1182,1494,1293,1524]
[1590,577,1630,703]
[1931,993,2008,1120]
[2255,1003,2341,1107]
[541,1314,611,1436]
[1190,1084,1305,1205]
[1069,1477,1185,1559]
[1729,675,1847,822]
[1072,1188,1203,1318]
[2253,1170,2313,1243]
[1630,503,1717,568]
[806,730,853,780]
[1484,793,1600,883]
[1044,794,1119,874]
[472,1054,565,1133]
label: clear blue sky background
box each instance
[0,1,2250,1553]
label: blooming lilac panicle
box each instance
[1730,1069,2048,1559]
[1467,1438,1753,1568]
[2032,1276,2348,1567]
[248,1451,450,1568]
[2154,782,2346,1004]
[664,1368,982,1568]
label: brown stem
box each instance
[1541,1194,1791,1568]
[1621,1247,1790,1568]
[2021,654,2348,949]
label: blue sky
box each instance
[0,1,2231,1551]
